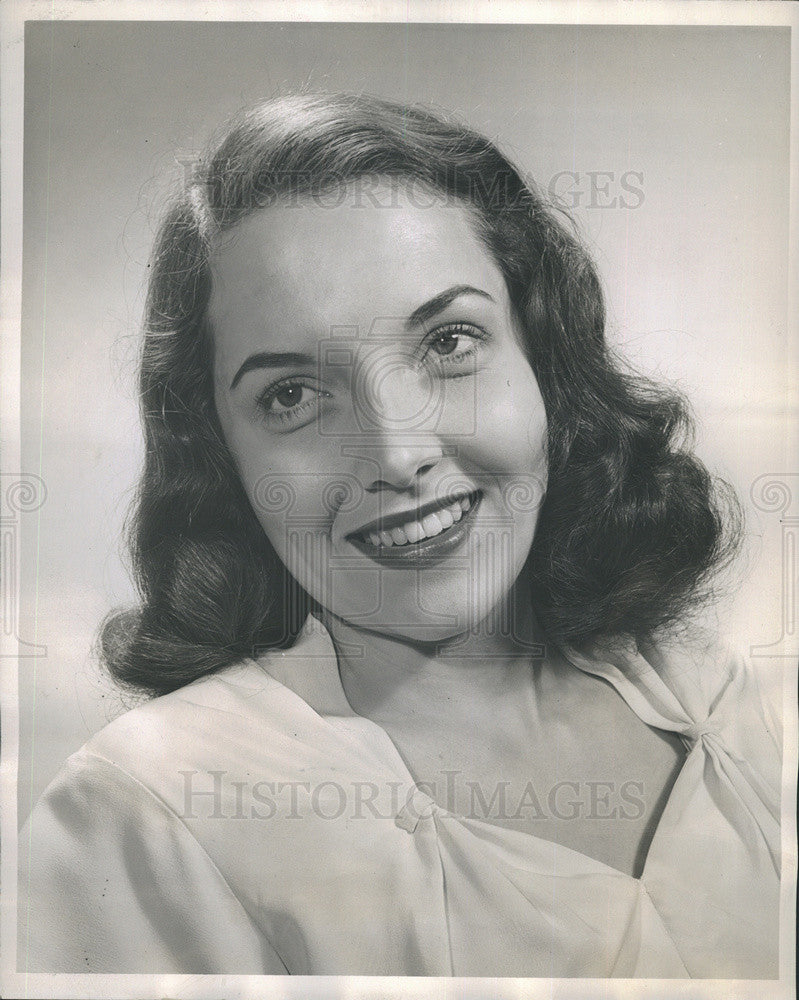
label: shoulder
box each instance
[620,633,783,814]
[639,632,781,743]
[638,631,744,710]
[20,661,291,973]
[573,629,782,762]
[28,616,377,832]
[32,652,330,827]
[81,659,280,766]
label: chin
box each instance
[328,586,506,646]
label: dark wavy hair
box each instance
[100,92,741,697]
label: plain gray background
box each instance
[19,21,792,818]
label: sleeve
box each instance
[18,751,289,974]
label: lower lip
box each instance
[347,494,482,569]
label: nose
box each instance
[351,359,445,492]
[362,436,444,493]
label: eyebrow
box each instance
[229,285,495,391]
[230,351,316,391]
[404,284,495,331]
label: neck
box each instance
[318,578,546,725]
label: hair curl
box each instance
[100,93,741,697]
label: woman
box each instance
[21,93,780,977]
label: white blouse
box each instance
[19,616,781,977]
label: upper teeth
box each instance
[362,494,475,547]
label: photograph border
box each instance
[2,2,797,998]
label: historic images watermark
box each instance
[245,313,548,651]
[547,170,644,210]
[175,156,646,213]
[177,769,648,824]
[313,326,479,440]
[749,473,799,658]
[1,473,47,658]
[251,468,545,650]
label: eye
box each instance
[272,384,307,409]
[256,378,328,427]
[422,322,487,368]
[429,329,461,356]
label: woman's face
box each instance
[211,180,547,643]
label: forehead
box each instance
[207,183,508,357]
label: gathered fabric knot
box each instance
[394,787,439,834]
[681,717,722,747]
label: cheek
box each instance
[248,479,332,598]
[217,422,327,554]
[248,471,330,564]
[470,364,549,549]
[474,367,548,475]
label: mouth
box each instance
[346,490,481,566]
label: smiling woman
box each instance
[210,181,546,640]
[19,93,780,978]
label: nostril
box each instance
[365,479,402,494]
[349,437,445,494]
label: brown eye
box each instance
[274,385,305,409]
[257,379,329,426]
[422,323,486,370]
[431,331,460,356]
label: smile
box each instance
[347,491,481,567]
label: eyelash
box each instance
[255,378,328,425]
[421,322,487,369]
[255,322,487,427]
